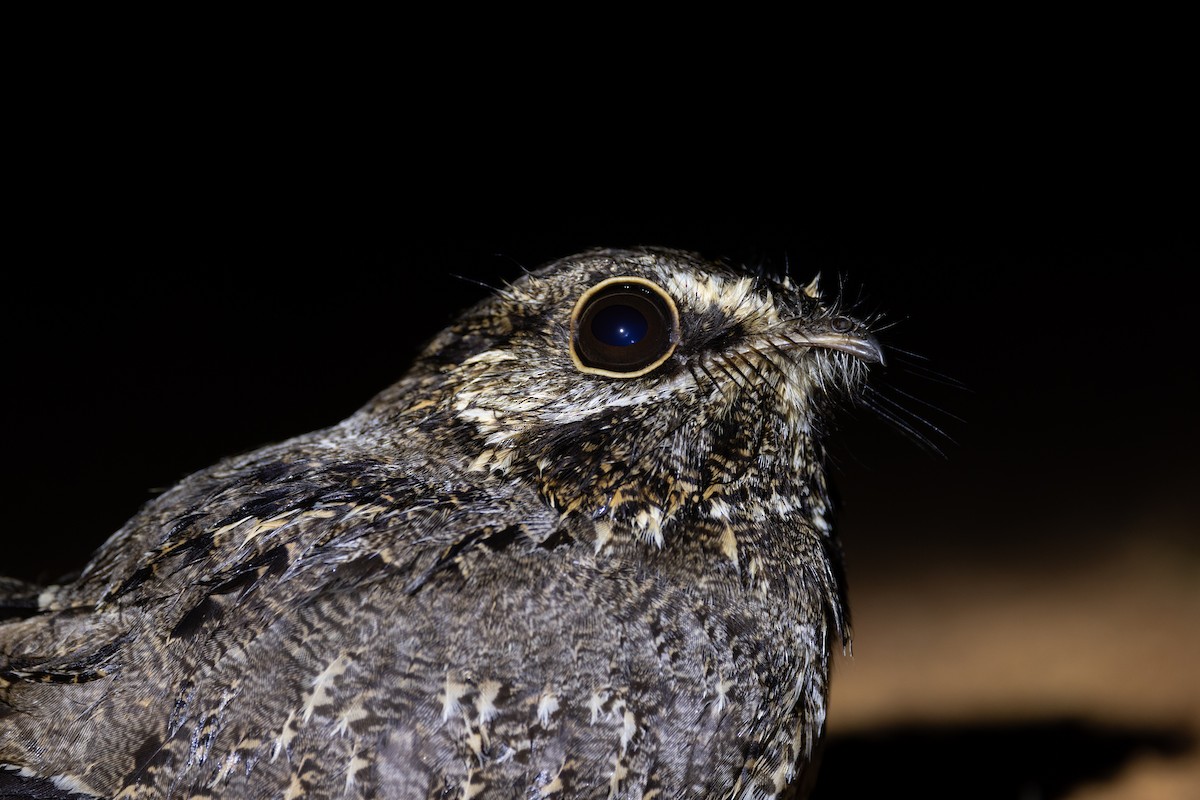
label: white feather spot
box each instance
[537,690,560,726]
[619,709,637,754]
[302,652,350,724]
[593,520,613,554]
[468,448,495,472]
[344,753,370,795]
[210,750,241,787]
[271,710,297,762]
[332,695,369,737]
[36,587,59,610]
[719,527,738,565]
[707,497,732,521]
[50,774,102,798]
[633,507,665,548]
[767,493,796,515]
[588,688,609,724]
[713,674,733,717]
[442,672,469,722]
[476,679,502,725]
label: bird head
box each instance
[365,247,882,550]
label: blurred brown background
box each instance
[3,74,1196,797]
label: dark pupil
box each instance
[591,304,649,347]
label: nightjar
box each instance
[0,247,883,799]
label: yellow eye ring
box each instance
[569,276,680,378]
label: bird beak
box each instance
[797,324,886,365]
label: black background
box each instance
[5,176,1193,582]
[2,55,1197,797]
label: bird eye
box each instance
[570,277,679,377]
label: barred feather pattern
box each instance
[0,248,882,799]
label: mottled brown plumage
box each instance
[0,247,882,799]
